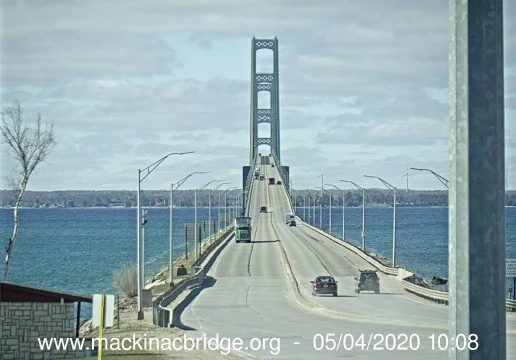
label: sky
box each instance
[1,0,515,191]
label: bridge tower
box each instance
[249,37,280,164]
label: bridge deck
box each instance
[180,162,516,359]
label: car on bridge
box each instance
[259,175,265,180]
[354,270,380,294]
[285,213,296,226]
[277,181,282,185]
[310,276,338,297]
[260,206,267,213]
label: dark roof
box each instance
[0,282,92,303]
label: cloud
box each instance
[1,0,515,191]
[2,31,181,86]
[317,117,447,147]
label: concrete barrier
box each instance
[152,227,234,327]
[153,269,204,327]
[397,268,414,281]
[401,280,449,303]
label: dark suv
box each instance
[311,276,338,296]
[260,206,267,213]
[354,270,380,294]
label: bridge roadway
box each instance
[180,163,516,359]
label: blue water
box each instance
[296,206,516,290]
[1,207,514,299]
[0,207,228,297]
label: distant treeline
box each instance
[1,189,516,208]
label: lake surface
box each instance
[1,206,514,302]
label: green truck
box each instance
[234,217,252,243]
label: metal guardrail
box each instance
[304,221,516,310]
[401,280,449,303]
[402,281,516,311]
[152,226,234,327]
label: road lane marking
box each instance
[266,185,459,330]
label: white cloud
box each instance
[1,0,515,191]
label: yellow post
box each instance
[98,294,105,360]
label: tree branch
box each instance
[1,100,57,281]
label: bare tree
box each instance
[1,100,56,281]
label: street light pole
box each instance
[219,187,237,232]
[326,184,345,241]
[232,189,240,219]
[225,189,239,228]
[195,180,224,261]
[362,188,365,249]
[313,192,316,226]
[318,172,324,229]
[294,190,297,215]
[169,183,173,284]
[141,209,148,289]
[340,180,366,251]
[224,192,228,228]
[410,167,449,188]
[306,192,313,225]
[307,194,310,224]
[136,172,141,318]
[169,171,208,286]
[303,194,307,221]
[364,175,397,268]
[316,186,332,234]
[194,188,198,260]
[136,151,193,320]
[307,192,313,225]
[239,190,249,216]
[211,183,230,243]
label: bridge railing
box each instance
[152,225,234,327]
[301,218,516,310]
[402,280,516,311]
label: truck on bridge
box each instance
[269,177,275,185]
[234,217,252,243]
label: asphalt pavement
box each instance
[179,163,516,359]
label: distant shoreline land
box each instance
[1,189,516,208]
